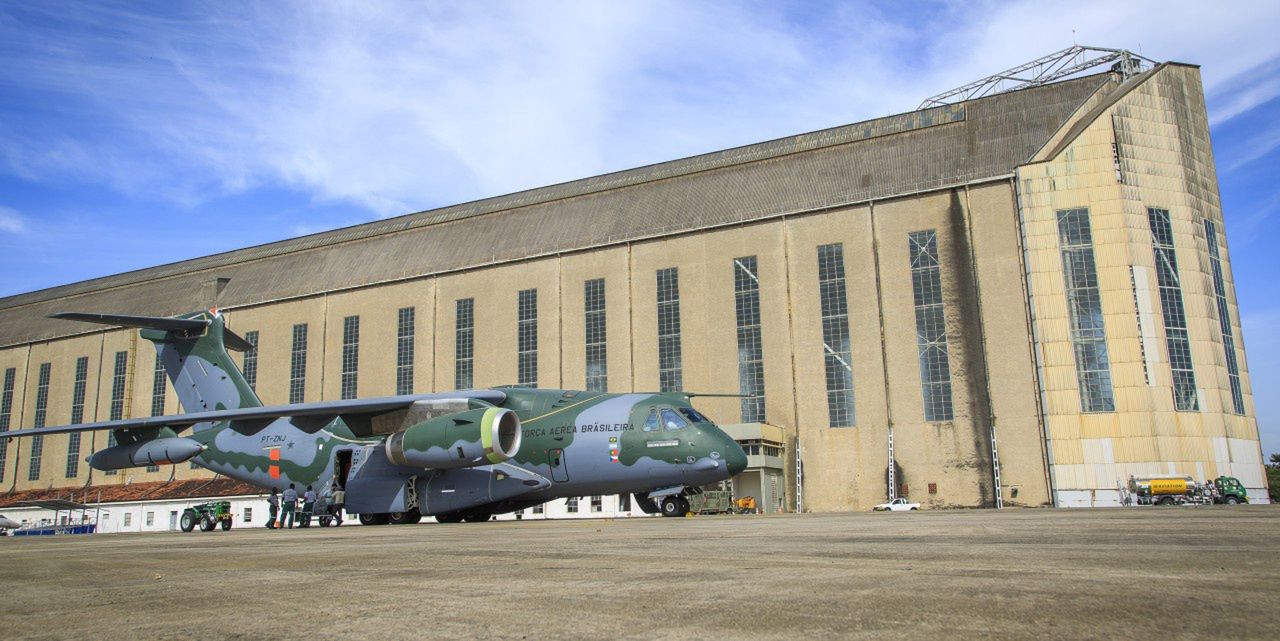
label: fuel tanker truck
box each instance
[1126,475,1249,506]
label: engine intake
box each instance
[385,407,521,470]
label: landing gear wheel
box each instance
[220,519,232,531]
[359,513,390,526]
[463,513,491,523]
[660,496,688,517]
[180,512,197,532]
[387,509,421,525]
[436,512,465,524]
[199,514,216,531]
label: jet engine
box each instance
[385,407,521,470]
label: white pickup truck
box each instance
[872,498,920,512]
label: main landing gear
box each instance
[357,509,422,526]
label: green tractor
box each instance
[180,501,233,532]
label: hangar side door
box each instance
[549,448,569,483]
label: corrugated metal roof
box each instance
[0,72,1113,348]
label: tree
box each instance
[1269,454,1280,503]
[1270,452,1280,469]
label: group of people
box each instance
[265,481,346,529]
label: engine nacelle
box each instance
[89,436,205,471]
[385,407,521,470]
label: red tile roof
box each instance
[0,478,263,508]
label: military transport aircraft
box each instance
[0,310,747,524]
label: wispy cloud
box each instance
[2,1,1280,221]
[0,206,26,234]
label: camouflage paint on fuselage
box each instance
[24,310,746,519]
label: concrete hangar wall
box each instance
[0,63,1266,510]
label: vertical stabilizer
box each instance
[141,312,263,423]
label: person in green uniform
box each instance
[281,484,298,529]
[266,488,280,530]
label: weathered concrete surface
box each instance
[2,507,1277,640]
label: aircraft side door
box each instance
[549,448,569,483]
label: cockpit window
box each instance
[661,409,688,431]
[677,407,709,424]
[643,410,661,432]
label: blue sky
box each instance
[1,1,1278,454]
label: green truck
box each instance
[1126,475,1249,506]
[180,501,234,532]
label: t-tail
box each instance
[49,310,262,427]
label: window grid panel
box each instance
[340,315,360,400]
[396,307,415,395]
[1205,220,1246,414]
[455,298,474,389]
[289,324,308,404]
[584,279,608,392]
[656,268,683,392]
[28,363,51,481]
[104,351,128,475]
[1057,208,1116,413]
[734,256,766,422]
[242,330,259,392]
[1147,208,1199,411]
[66,356,89,478]
[151,354,167,417]
[817,244,856,427]
[908,231,955,422]
[518,289,538,387]
[0,368,14,484]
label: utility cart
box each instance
[180,500,233,532]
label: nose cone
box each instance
[725,438,748,477]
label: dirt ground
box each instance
[1,506,1276,640]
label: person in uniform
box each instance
[266,488,280,530]
[300,485,317,527]
[330,479,346,527]
[281,484,298,529]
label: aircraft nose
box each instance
[725,438,747,477]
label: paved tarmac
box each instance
[2,506,1277,640]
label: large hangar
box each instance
[0,53,1268,510]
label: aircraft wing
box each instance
[0,389,508,440]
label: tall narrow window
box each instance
[145,354,166,472]
[242,330,259,392]
[150,354,167,417]
[734,256,766,422]
[518,289,538,387]
[1057,208,1116,412]
[396,307,415,395]
[66,356,89,478]
[28,363,51,481]
[1147,208,1198,411]
[909,231,955,421]
[105,350,128,475]
[584,279,608,392]
[657,268,683,392]
[455,299,474,389]
[289,324,308,404]
[340,316,360,400]
[817,244,856,427]
[0,368,14,484]
[1204,220,1245,414]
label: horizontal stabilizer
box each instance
[49,312,208,333]
[49,311,254,352]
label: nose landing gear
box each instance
[659,495,690,517]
